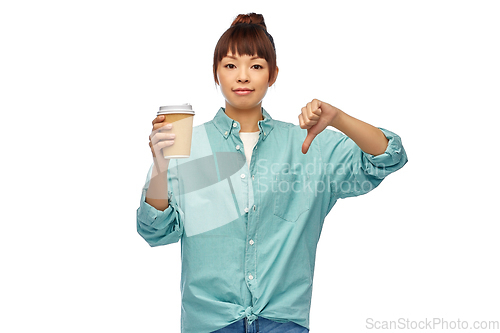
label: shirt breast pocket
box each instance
[273,173,310,223]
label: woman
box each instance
[138,13,407,333]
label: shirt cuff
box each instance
[365,127,404,167]
[137,190,178,229]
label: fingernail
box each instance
[166,124,173,129]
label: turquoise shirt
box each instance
[137,107,407,333]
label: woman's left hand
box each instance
[299,99,342,154]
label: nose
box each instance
[237,68,249,83]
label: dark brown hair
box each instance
[213,13,277,84]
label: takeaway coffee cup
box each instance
[157,104,195,158]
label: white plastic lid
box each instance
[158,103,195,115]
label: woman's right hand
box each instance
[149,115,175,172]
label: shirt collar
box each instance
[212,107,275,141]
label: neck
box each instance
[224,103,263,132]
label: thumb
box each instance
[302,131,317,154]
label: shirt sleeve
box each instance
[136,164,184,247]
[317,127,408,202]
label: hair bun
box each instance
[231,13,267,30]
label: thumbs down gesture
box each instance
[299,99,342,154]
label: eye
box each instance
[252,64,263,69]
[225,64,236,69]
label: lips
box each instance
[233,88,254,96]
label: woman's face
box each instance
[217,52,277,112]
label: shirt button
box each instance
[253,205,256,211]
[248,274,254,280]
[252,175,255,181]
[249,239,254,245]
[241,174,246,179]
[233,123,237,128]
[236,145,240,150]
[244,207,249,213]
[224,131,228,136]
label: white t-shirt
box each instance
[239,131,260,168]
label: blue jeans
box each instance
[211,316,309,333]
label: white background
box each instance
[1,0,499,332]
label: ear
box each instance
[269,66,279,87]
